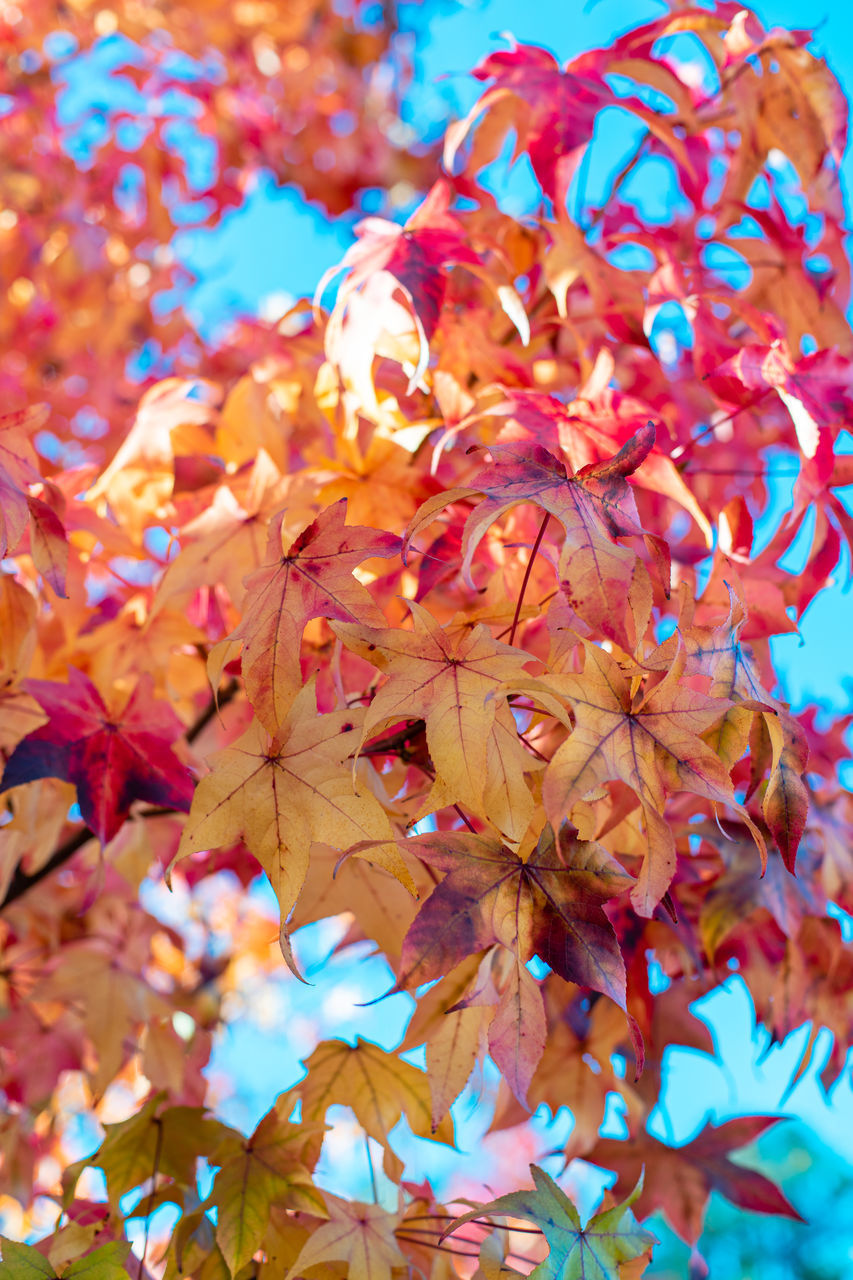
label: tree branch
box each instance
[0,678,241,912]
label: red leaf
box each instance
[0,669,195,843]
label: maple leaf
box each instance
[716,341,853,485]
[285,1195,407,1280]
[536,641,764,915]
[405,426,656,649]
[208,1095,326,1275]
[63,1096,228,1211]
[397,825,632,1008]
[588,1118,804,1245]
[0,1238,132,1280]
[444,1164,657,1280]
[0,669,194,844]
[332,602,533,833]
[212,498,401,732]
[650,583,809,868]
[320,180,525,393]
[299,1037,454,1147]
[170,682,411,966]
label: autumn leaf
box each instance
[170,682,411,965]
[58,1244,132,1280]
[423,999,486,1129]
[332,601,533,832]
[0,1237,56,1280]
[24,493,69,599]
[321,180,525,394]
[400,955,488,1126]
[0,404,69,596]
[444,1164,657,1280]
[150,450,287,618]
[285,1195,407,1280]
[483,948,548,1108]
[0,574,45,755]
[587,1118,804,1245]
[405,426,656,648]
[397,824,632,1007]
[651,582,809,868]
[716,341,853,484]
[537,642,764,915]
[212,498,401,731]
[0,1239,131,1280]
[699,835,816,960]
[444,40,689,211]
[527,984,638,1159]
[0,669,194,845]
[3,4,853,1274]
[299,1037,454,1146]
[208,1096,326,1276]
[62,1096,228,1211]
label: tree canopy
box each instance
[1,3,851,1277]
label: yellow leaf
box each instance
[285,1196,406,1280]
[171,682,412,967]
[299,1037,455,1147]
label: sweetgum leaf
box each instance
[533,641,765,915]
[586,1118,804,1244]
[299,1037,454,1146]
[333,601,533,832]
[406,426,655,649]
[0,669,194,844]
[444,1164,656,1280]
[285,1195,407,1280]
[215,498,401,732]
[0,1237,56,1280]
[63,1243,132,1280]
[397,824,631,1006]
[170,681,412,969]
[209,1099,326,1276]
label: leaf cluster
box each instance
[1,5,852,1279]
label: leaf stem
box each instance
[508,513,550,647]
[395,1234,481,1259]
[452,804,478,833]
[365,1133,379,1202]
[139,1114,164,1280]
